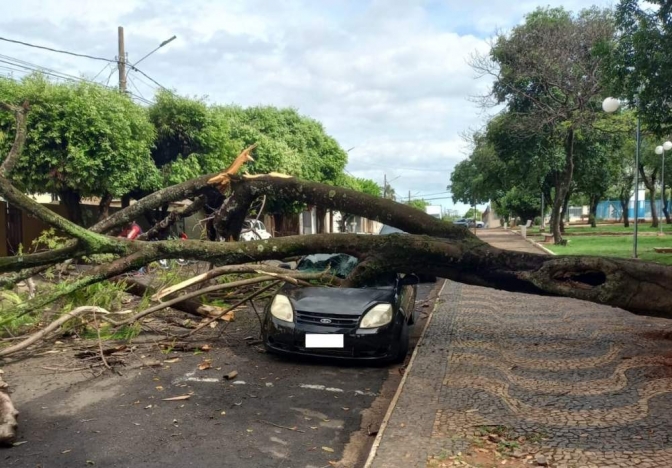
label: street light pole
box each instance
[130,35,177,70]
[634,115,641,258]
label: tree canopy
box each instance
[0,75,158,223]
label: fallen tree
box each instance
[0,100,670,318]
[1,102,672,444]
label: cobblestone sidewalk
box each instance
[368,230,672,468]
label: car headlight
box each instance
[360,303,393,328]
[270,294,293,322]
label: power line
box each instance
[351,161,451,172]
[127,74,146,100]
[128,71,158,91]
[0,35,169,92]
[127,64,167,90]
[0,35,117,63]
[91,63,110,81]
[408,190,451,199]
[0,56,153,106]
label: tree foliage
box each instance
[609,0,672,136]
[0,75,158,223]
[472,6,615,243]
[405,198,429,211]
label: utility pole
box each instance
[118,26,127,93]
[408,190,411,203]
[383,174,387,199]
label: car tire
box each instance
[392,319,410,364]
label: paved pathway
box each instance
[368,229,672,468]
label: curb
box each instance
[363,279,447,468]
[504,228,556,256]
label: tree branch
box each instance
[138,196,205,241]
[0,101,29,177]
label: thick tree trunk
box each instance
[662,183,671,224]
[589,195,599,228]
[0,374,18,446]
[58,188,84,226]
[620,193,630,228]
[561,189,572,234]
[98,192,113,222]
[639,165,658,228]
[550,130,575,244]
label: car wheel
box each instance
[392,319,410,364]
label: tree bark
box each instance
[619,192,630,228]
[558,187,570,235]
[98,192,113,222]
[58,188,84,226]
[589,195,600,228]
[550,130,575,244]
[639,165,658,228]
[662,181,671,224]
[0,372,18,446]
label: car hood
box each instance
[282,286,394,315]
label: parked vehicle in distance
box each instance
[262,253,418,363]
[240,219,272,241]
[453,218,484,228]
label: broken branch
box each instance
[0,306,110,357]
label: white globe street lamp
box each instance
[602,96,640,257]
[602,97,621,113]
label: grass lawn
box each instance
[545,235,672,265]
[529,224,672,235]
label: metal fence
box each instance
[596,199,670,221]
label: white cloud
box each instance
[0,0,613,214]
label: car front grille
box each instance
[295,310,360,328]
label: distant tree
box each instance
[472,7,615,243]
[0,74,157,224]
[464,207,482,219]
[406,199,429,211]
[608,0,672,137]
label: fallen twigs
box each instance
[0,306,110,358]
[189,281,280,335]
[112,271,329,327]
[153,264,339,301]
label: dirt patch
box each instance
[428,426,550,468]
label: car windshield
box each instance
[296,253,396,287]
[297,253,359,279]
[378,225,406,235]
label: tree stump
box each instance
[0,372,18,446]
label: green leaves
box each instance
[0,74,158,199]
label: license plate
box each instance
[305,334,344,348]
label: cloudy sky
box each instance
[1,0,612,215]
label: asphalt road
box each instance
[2,282,438,468]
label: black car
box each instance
[262,253,418,363]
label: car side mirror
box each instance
[278,263,292,270]
[399,275,419,286]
